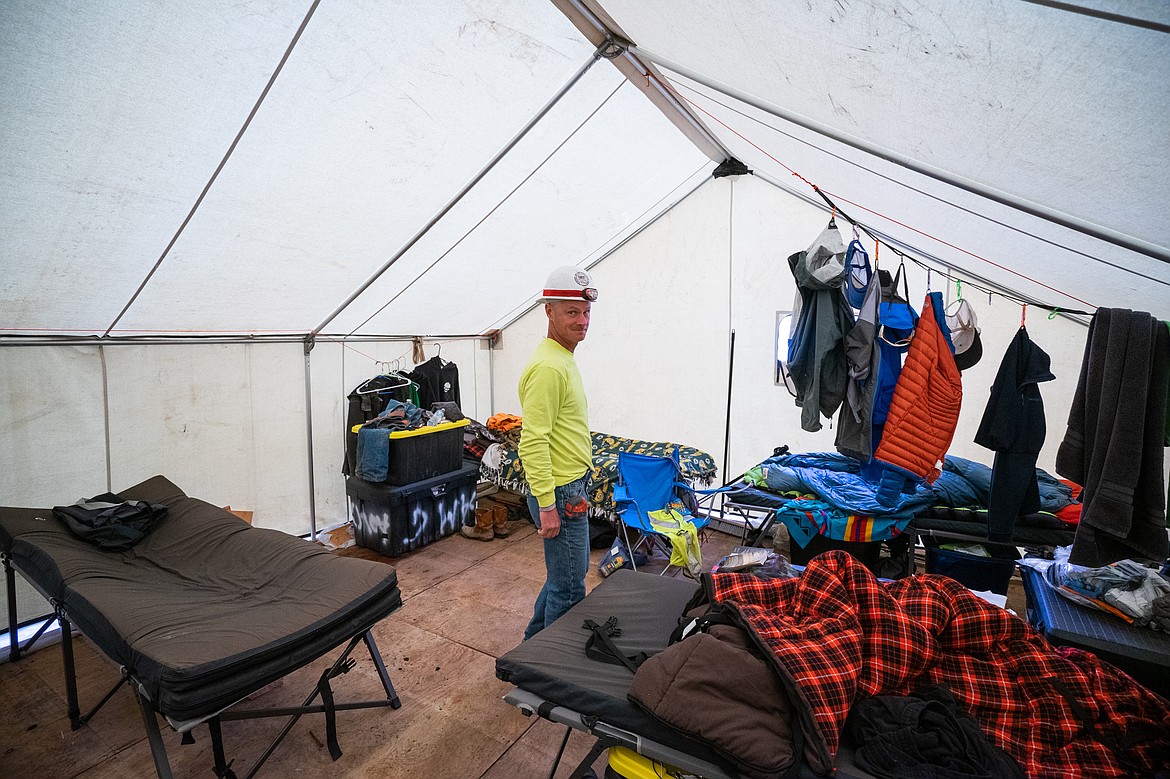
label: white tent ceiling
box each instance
[2,0,1168,333]
[575,0,1170,318]
[0,0,706,338]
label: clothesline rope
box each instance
[667,76,1167,291]
[817,189,1094,311]
[650,72,1098,315]
[328,335,466,372]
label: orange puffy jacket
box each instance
[874,293,962,485]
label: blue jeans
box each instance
[524,475,590,640]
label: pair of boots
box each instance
[461,504,511,541]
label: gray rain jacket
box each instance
[786,223,855,433]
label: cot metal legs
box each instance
[3,580,398,779]
[58,609,81,728]
[548,726,619,779]
[138,692,176,779]
[1,554,58,664]
[2,565,131,733]
[74,659,133,729]
[549,726,572,779]
[207,717,237,779]
[364,630,401,706]
[3,556,68,665]
[716,502,776,547]
[4,554,16,662]
[209,628,401,779]
[58,609,129,731]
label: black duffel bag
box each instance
[53,493,168,551]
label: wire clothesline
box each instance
[815,188,1093,318]
[664,77,1169,293]
[648,72,1099,318]
[325,335,466,374]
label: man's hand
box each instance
[537,505,561,539]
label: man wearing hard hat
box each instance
[517,265,598,640]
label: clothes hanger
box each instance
[944,279,965,315]
[356,357,413,394]
[356,373,411,394]
[389,357,421,388]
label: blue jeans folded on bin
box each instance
[355,427,390,482]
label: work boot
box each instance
[461,507,494,541]
[491,504,511,538]
[771,522,791,562]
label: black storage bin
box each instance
[347,462,478,557]
[356,419,468,486]
[789,533,884,574]
[924,537,1020,595]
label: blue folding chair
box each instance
[612,451,711,575]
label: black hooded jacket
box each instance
[974,327,1055,541]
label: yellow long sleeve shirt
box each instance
[517,338,591,508]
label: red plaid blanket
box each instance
[710,552,1170,778]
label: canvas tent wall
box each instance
[3,0,1169,541]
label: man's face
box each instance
[546,300,591,348]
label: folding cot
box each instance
[712,451,1078,579]
[1,475,404,779]
[497,566,1170,779]
[719,484,1075,551]
[495,568,876,779]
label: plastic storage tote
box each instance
[353,418,468,485]
[924,537,1019,595]
[347,461,478,556]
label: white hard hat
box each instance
[539,265,598,303]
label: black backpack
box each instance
[53,493,168,551]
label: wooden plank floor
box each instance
[0,517,742,779]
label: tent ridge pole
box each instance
[556,0,729,161]
[631,45,1170,264]
[342,77,628,336]
[312,47,606,337]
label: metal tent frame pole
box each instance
[304,338,318,542]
